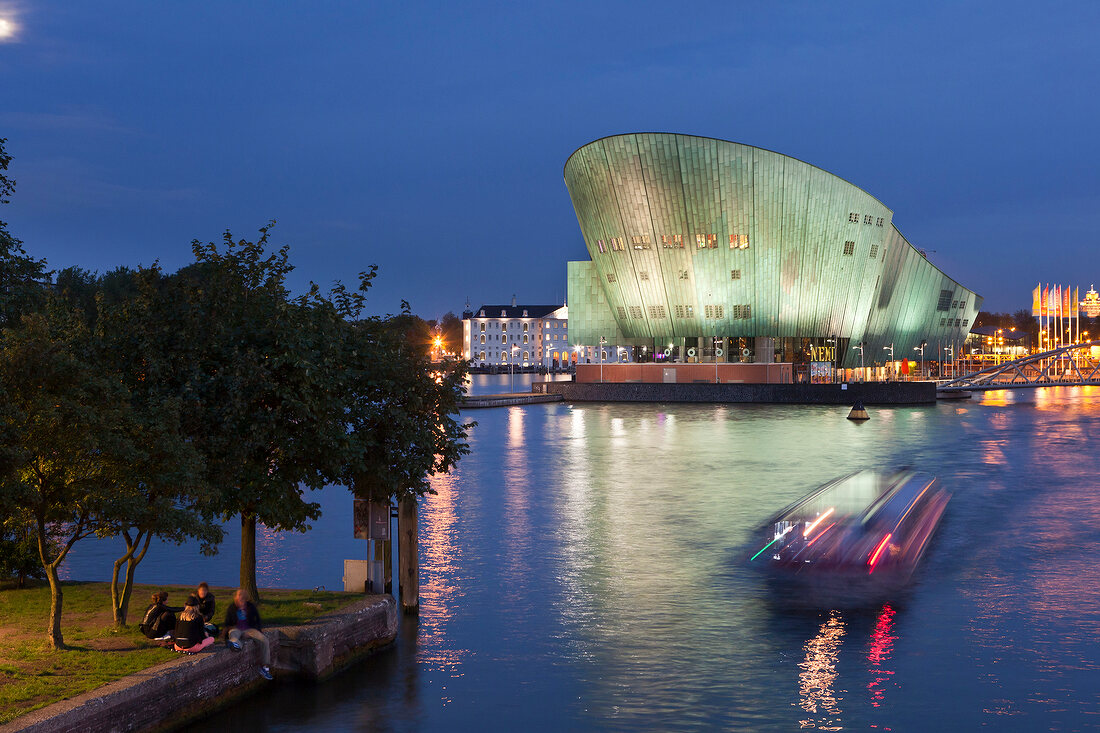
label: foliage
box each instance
[0,138,50,331]
[0,307,140,647]
[437,311,464,355]
[0,519,46,587]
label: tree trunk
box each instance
[398,496,419,614]
[241,512,259,603]
[46,564,64,649]
[117,533,150,627]
[111,554,127,627]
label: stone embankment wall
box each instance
[2,595,397,733]
[535,381,937,404]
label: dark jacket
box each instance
[173,616,209,649]
[223,601,262,632]
[197,593,216,623]
[139,602,176,639]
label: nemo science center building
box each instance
[564,133,981,383]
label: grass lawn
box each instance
[0,580,361,725]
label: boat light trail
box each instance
[867,533,892,573]
[803,507,835,537]
[750,526,793,561]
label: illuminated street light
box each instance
[599,336,606,382]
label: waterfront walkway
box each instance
[461,393,563,408]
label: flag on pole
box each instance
[1043,286,1051,316]
[1063,285,1073,313]
[1032,284,1042,316]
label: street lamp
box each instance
[599,336,607,382]
[854,341,865,380]
[944,345,954,378]
[883,343,894,380]
[510,345,519,393]
[826,335,837,383]
[915,340,926,379]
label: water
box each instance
[64,387,1100,731]
[464,372,573,395]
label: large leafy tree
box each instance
[93,267,221,626]
[0,308,137,648]
[161,226,352,602]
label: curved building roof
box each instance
[563,132,981,367]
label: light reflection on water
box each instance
[150,387,1100,731]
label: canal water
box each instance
[64,387,1100,731]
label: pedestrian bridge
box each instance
[937,342,1100,392]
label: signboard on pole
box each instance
[353,499,391,540]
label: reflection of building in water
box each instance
[799,611,846,731]
[867,604,897,708]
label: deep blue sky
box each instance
[1,1,1097,318]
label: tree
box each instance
[438,311,463,356]
[161,226,353,602]
[0,138,50,330]
[93,267,221,625]
[0,308,138,648]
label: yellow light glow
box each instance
[803,507,835,537]
[0,18,15,39]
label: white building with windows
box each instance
[462,297,633,370]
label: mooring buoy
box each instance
[847,400,869,421]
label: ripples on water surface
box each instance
[65,387,1100,731]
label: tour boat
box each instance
[750,469,950,607]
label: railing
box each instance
[937,342,1100,392]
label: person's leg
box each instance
[243,628,271,666]
[228,628,243,649]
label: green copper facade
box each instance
[564,133,981,368]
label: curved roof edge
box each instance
[890,223,983,301]
[563,132,892,214]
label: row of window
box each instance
[842,241,883,258]
[849,213,885,227]
[478,333,568,344]
[477,320,567,332]
[597,234,752,253]
[936,291,969,312]
[940,318,969,327]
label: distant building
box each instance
[462,296,632,369]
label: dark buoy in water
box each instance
[847,400,869,421]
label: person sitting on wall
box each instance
[138,591,176,641]
[173,594,215,653]
[223,588,273,680]
[196,582,217,635]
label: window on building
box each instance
[679,270,689,280]
[502,322,507,331]
[479,309,485,317]
[480,351,485,361]
[479,323,485,332]
[562,321,566,328]
[952,300,958,309]
[731,269,741,280]
[955,319,961,327]
[662,234,685,249]
[480,335,485,344]
[523,335,528,343]
[937,290,953,311]
[849,212,859,222]
[876,217,884,227]
[523,323,528,332]
[729,234,749,249]
[502,335,507,343]
[523,351,529,361]
[686,305,694,317]
[597,239,606,253]
[863,215,873,224]
[869,244,878,258]
[704,305,725,319]
[610,237,625,251]
[941,318,946,326]
[843,241,855,256]
[631,235,652,249]
[963,319,969,326]
[607,273,616,283]
[617,306,627,320]
[959,300,967,309]
[639,271,649,281]
[648,305,666,319]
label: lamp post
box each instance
[944,345,954,379]
[915,340,926,379]
[827,335,837,383]
[883,343,894,381]
[714,336,721,383]
[599,336,606,382]
[855,341,865,381]
[510,345,519,392]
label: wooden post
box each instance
[382,531,393,595]
[398,496,419,614]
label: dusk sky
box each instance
[1,1,1098,319]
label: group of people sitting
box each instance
[138,583,272,680]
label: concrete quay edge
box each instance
[2,594,397,733]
